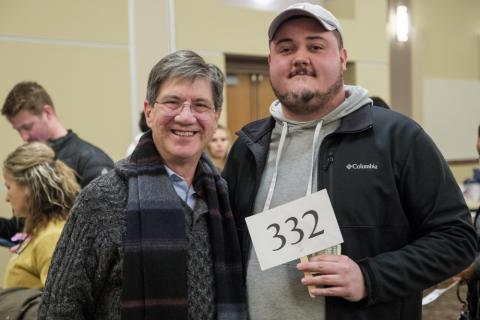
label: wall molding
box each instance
[0,34,128,49]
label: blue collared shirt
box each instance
[164,165,197,209]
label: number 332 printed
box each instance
[267,210,324,251]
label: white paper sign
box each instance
[246,189,343,270]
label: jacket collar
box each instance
[336,103,373,134]
[237,117,276,143]
[48,129,75,150]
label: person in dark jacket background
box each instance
[455,124,480,320]
[370,96,390,109]
[0,81,114,242]
[222,2,477,320]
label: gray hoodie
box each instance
[247,85,371,320]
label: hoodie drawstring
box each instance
[263,121,289,211]
[263,120,323,211]
[306,120,323,195]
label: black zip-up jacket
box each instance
[48,130,114,188]
[223,104,477,320]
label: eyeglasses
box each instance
[154,99,215,119]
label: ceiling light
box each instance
[396,5,409,42]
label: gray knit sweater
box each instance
[39,164,126,319]
[38,161,215,319]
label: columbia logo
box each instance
[346,163,378,170]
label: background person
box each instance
[477,124,480,156]
[370,96,390,109]
[206,124,231,171]
[2,81,114,188]
[2,142,79,289]
[0,81,114,242]
[474,124,480,183]
[462,125,480,206]
[455,124,480,320]
[39,50,246,320]
[125,111,149,156]
[223,3,477,320]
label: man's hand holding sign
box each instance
[246,189,366,301]
[297,252,367,301]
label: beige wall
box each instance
[0,0,132,281]
[413,0,480,81]
[131,0,172,132]
[410,0,480,177]
[386,0,480,183]
[343,0,389,99]
[0,0,132,160]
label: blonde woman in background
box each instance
[2,142,79,289]
[207,124,231,171]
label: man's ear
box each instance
[42,105,55,119]
[144,100,154,129]
[340,48,348,72]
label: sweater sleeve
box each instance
[33,232,62,287]
[38,171,125,319]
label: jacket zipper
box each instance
[323,151,335,171]
[324,151,335,199]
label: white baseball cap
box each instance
[268,2,343,41]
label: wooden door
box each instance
[226,72,276,140]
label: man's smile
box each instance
[172,129,197,137]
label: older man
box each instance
[39,50,246,320]
[223,2,476,320]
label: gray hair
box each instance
[146,50,225,111]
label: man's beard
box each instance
[271,67,344,117]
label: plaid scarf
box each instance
[121,131,246,320]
